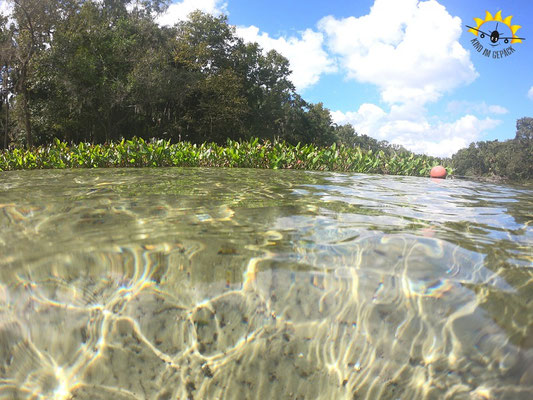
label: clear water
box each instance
[0,168,532,400]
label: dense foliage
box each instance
[452,117,533,181]
[0,0,362,149]
[1,1,530,180]
[0,137,449,176]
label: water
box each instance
[0,168,532,400]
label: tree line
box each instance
[0,0,402,152]
[451,117,533,181]
[1,0,531,180]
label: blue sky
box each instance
[157,0,533,156]
[2,0,532,156]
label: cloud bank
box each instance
[332,106,500,157]
[233,0,496,156]
[320,0,493,156]
[318,0,477,105]
[446,101,508,116]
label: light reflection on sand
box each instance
[0,168,532,399]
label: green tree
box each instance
[7,0,79,146]
[181,68,248,143]
[30,0,175,143]
[303,102,336,146]
[1,13,15,148]
[172,12,248,142]
[240,47,295,140]
[516,117,533,143]
[452,118,533,181]
[173,12,298,143]
[334,124,357,147]
[3,5,378,152]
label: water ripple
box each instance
[0,168,532,399]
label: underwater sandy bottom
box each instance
[1,234,532,400]
[1,168,532,399]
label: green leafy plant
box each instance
[0,137,450,177]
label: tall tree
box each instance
[240,48,295,140]
[1,13,15,148]
[8,0,73,146]
[452,119,533,181]
[173,12,297,143]
[516,117,533,143]
[31,0,174,143]
[3,6,354,149]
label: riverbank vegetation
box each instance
[0,137,448,176]
[1,1,531,180]
[0,1,395,151]
[451,117,533,181]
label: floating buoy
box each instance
[430,166,447,179]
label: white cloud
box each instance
[0,0,13,21]
[528,86,533,100]
[332,104,500,157]
[321,0,487,157]
[446,100,508,115]
[486,105,508,115]
[156,0,227,26]
[235,26,336,91]
[318,0,477,105]
[332,104,387,138]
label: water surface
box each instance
[0,168,532,399]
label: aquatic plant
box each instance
[0,137,451,176]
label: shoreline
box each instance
[0,137,450,177]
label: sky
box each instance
[2,0,532,157]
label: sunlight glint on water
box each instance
[0,168,532,399]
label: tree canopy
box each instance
[1,2,531,180]
[1,2,347,148]
[451,117,533,181]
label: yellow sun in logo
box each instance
[468,11,523,44]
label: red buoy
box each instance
[430,166,447,179]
